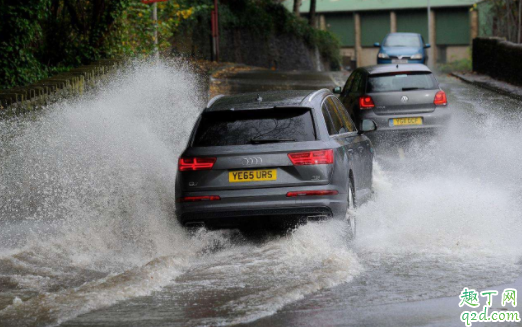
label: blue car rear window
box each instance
[384,35,422,47]
[367,72,438,93]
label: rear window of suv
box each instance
[367,72,438,93]
[192,108,316,147]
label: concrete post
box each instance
[429,9,437,67]
[355,13,362,68]
[470,10,478,41]
[390,11,397,33]
[319,15,326,31]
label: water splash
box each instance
[0,60,219,324]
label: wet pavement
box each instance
[1,64,521,327]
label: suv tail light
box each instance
[287,190,339,197]
[178,195,221,202]
[434,90,447,106]
[359,96,375,109]
[178,157,216,171]
[288,149,334,165]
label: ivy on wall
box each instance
[0,0,51,89]
[0,0,339,89]
[0,0,198,89]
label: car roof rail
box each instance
[306,88,329,103]
[206,94,225,108]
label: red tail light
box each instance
[359,96,375,109]
[287,190,339,197]
[178,157,216,171]
[288,149,334,165]
[434,90,447,106]
[178,195,221,202]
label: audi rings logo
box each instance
[401,95,409,103]
[242,157,262,166]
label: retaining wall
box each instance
[174,29,330,71]
[0,59,124,117]
[473,37,522,86]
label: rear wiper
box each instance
[402,87,426,91]
[250,138,296,144]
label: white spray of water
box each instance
[0,61,363,326]
[0,60,231,325]
[0,65,521,326]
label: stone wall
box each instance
[0,59,123,117]
[175,29,330,71]
[473,37,522,86]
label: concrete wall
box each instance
[175,28,330,71]
[359,48,380,67]
[446,46,470,62]
[0,59,123,117]
[220,32,329,71]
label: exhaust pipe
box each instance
[184,221,205,228]
[307,215,328,221]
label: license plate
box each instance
[390,117,423,126]
[229,169,277,183]
[392,59,408,64]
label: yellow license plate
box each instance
[391,117,423,126]
[229,169,277,183]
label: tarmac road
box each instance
[1,65,521,327]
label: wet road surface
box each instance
[0,63,521,327]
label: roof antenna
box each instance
[256,94,263,102]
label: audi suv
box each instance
[175,90,376,235]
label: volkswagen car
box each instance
[333,64,450,133]
[374,33,430,64]
[175,90,376,235]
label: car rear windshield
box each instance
[384,34,422,47]
[192,108,316,147]
[367,72,438,93]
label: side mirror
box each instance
[358,119,377,134]
[373,42,381,47]
[424,43,431,48]
[332,86,342,94]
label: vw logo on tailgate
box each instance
[401,95,409,103]
[241,157,262,166]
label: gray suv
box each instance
[334,64,451,132]
[175,90,376,235]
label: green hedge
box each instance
[1,0,340,90]
[473,37,522,86]
[0,0,131,90]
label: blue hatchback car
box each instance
[374,33,430,64]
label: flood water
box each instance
[0,61,521,326]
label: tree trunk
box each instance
[308,0,316,27]
[293,0,301,17]
[519,0,522,43]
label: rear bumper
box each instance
[176,186,347,228]
[360,107,451,132]
[180,207,334,229]
[377,58,425,64]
